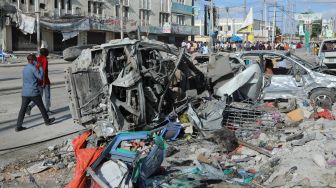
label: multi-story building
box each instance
[0,0,198,52]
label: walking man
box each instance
[16,54,55,132]
[26,48,51,115]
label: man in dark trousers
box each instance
[26,48,51,115]
[16,54,55,132]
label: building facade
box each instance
[0,0,198,52]
[195,18,271,42]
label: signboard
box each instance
[171,23,199,35]
[322,19,334,38]
[171,2,193,15]
[326,30,334,38]
[294,13,322,21]
[162,22,171,33]
[299,24,305,36]
[304,31,310,48]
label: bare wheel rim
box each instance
[315,94,332,106]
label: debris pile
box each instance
[3,39,336,187]
[0,139,76,187]
[55,98,336,187]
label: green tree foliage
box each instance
[276,27,281,35]
[311,20,322,39]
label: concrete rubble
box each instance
[2,39,336,187]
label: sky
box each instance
[195,0,336,20]
[195,0,336,33]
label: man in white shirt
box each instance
[202,43,209,55]
[181,41,187,48]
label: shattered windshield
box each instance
[290,54,323,70]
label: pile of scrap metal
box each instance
[65,38,263,139]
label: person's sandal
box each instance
[45,117,55,126]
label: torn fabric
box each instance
[19,14,35,34]
[62,31,79,41]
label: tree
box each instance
[276,27,281,35]
[311,20,322,39]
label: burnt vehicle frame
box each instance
[65,39,206,136]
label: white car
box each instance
[317,38,336,70]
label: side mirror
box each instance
[295,74,302,82]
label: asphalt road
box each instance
[0,61,84,167]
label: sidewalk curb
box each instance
[0,80,65,92]
[0,61,70,68]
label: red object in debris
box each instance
[264,102,275,108]
[247,169,257,174]
[65,131,104,188]
[317,109,335,120]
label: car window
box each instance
[289,54,317,72]
[240,54,261,65]
[292,60,308,75]
[321,40,336,52]
[262,54,293,75]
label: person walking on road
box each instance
[26,48,52,115]
[16,54,55,132]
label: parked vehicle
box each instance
[317,38,336,70]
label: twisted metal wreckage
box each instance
[65,38,263,138]
[64,39,336,187]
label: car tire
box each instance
[63,44,96,61]
[309,88,335,109]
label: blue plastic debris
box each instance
[159,118,182,140]
[108,131,151,163]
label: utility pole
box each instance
[243,0,247,42]
[261,9,264,39]
[271,0,276,46]
[35,0,40,52]
[263,0,267,41]
[289,0,293,43]
[284,0,289,42]
[209,0,214,53]
[232,18,235,35]
[120,0,123,39]
[244,0,247,19]
[226,7,229,38]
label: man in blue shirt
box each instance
[16,54,55,132]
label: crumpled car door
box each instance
[263,75,305,100]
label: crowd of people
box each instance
[181,40,304,54]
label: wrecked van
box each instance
[238,51,336,107]
[65,38,210,136]
[65,39,263,135]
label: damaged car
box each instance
[238,50,336,107]
[65,38,264,137]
